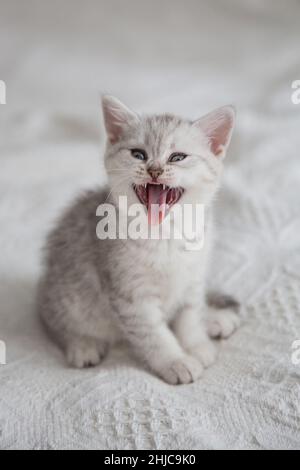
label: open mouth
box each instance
[133,183,184,225]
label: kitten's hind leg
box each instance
[65,336,108,369]
[205,291,241,339]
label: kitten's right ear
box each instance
[102,95,139,144]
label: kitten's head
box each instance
[102,95,235,224]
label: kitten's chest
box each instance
[155,243,203,317]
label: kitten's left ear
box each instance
[193,105,236,159]
[102,95,140,144]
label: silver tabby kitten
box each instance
[38,95,240,384]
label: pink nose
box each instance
[147,166,164,179]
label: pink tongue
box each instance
[147,184,168,225]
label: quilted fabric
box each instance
[0,0,299,450]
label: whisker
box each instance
[107,169,130,172]
[103,175,133,204]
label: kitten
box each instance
[38,95,240,384]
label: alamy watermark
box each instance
[291,80,300,105]
[291,340,300,366]
[0,80,6,104]
[0,340,6,365]
[96,197,205,251]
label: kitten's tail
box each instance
[206,290,240,312]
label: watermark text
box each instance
[291,340,300,366]
[291,80,300,105]
[0,340,6,365]
[0,80,6,104]
[96,197,205,251]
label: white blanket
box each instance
[0,0,300,450]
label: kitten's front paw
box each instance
[207,309,240,339]
[66,337,107,369]
[189,340,217,368]
[158,355,204,385]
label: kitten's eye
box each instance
[168,153,187,163]
[131,149,147,161]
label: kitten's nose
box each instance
[147,165,164,180]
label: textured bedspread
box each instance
[0,0,300,449]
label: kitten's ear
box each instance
[193,105,236,158]
[102,95,139,144]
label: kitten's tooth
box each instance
[163,184,166,190]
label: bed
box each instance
[0,0,299,449]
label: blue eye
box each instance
[131,149,147,161]
[168,153,187,163]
